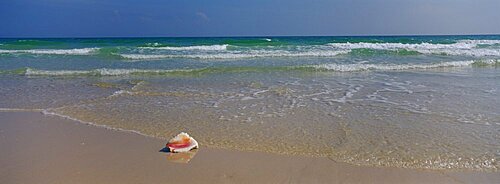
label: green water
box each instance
[0,36,499,171]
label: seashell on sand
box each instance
[166,132,198,153]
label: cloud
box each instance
[196,12,210,22]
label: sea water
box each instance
[0,36,498,171]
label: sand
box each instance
[0,111,498,184]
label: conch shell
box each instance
[166,132,198,153]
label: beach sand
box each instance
[1,111,498,184]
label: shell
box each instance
[166,132,198,153]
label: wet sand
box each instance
[0,112,498,184]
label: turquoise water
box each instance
[1,35,499,73]
[0,36,499,171]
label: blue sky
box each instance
[1,0,499,37]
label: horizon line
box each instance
[0,33,499,39]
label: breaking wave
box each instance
[327,40,500,56]
[1,59,496,76]
[0,48,98,55]
[23,68,195,76]
[310,61,475,72]
[125,39,500,59]
[140,44,229,51]
[0,39,499,59]
[120,50,350,60]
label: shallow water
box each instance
[0,36,499,171]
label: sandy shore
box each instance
[0,112,498,184]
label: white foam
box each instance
[20,60,495,76]
[94,68,138,76]
[328,42,475,50]
[417,49,500,57]
[143,42,163,47]
[0,108,44,112]
[311,61,475,72]
[457,39,500,45]
[0,48,98,55]
[327,40,500,56]
[25,68,194,76]
[475,59,499,65]
[120,50,350,60]
[119,54,175,60]
[141,44,228,51]
[25,68,90,76]
[128,40,500,60]
[109,90,135,97]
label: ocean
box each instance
[0,36,498,171]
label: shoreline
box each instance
[1,111,499,183]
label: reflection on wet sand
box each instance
[162,148,198,164]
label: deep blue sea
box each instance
[1,36,499,171]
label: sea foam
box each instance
[0,48,98,55]
[120,50,350,60]
[141,44,229,51]
[24,68,194,76]
[327,40,500,56]
[309,60,477,72]
[19,60,496,76]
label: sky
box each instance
[1,0,499,37]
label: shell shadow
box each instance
[159,147,171,153]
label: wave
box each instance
[1,39,499,59]
[0,39,498,61]
[120,50,350,60]
[0,48,98,55]
[309,61,477,72]
[0,108,44,112]
[222,38,286,46]
[1,60,496,76]
[139,42,170,47]
[310,59,498,72]
[129,39,500,59]
[458,39,500,45]
[140,44,229,51]
[24,68,195,76]
[418,49,500,57]
[141,39,496,52]
[20,67,289,76]
[350,48,421,56]
[326,40,500,50]
[327,40,500,56]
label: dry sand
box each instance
[0,112,498,184]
